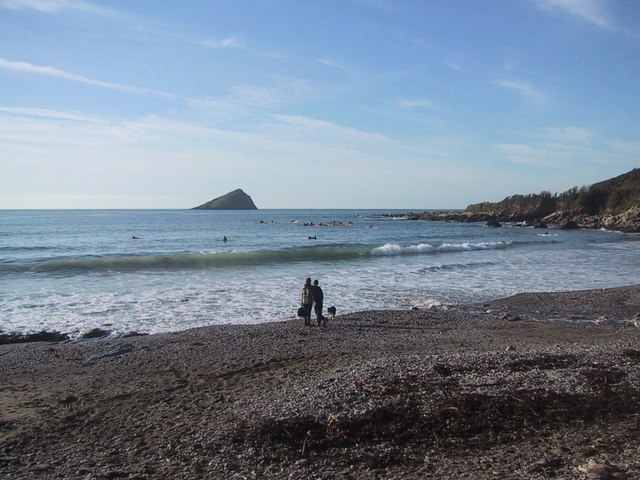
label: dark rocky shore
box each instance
[403,207,640,232]
[424,168,640,232]
[1,286,640,479]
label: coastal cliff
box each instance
[193,189,257,210]
[410,168,640,232]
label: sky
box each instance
[1,0,639,209]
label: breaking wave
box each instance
[8,240,516,275]
[371,241,512,256]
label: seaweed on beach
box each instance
[622,349,640,364]
[239,374,640,465]
[581,366,628,390]
[505,354,578,372]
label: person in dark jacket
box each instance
[312,279,325,326]
[300,277,313,326]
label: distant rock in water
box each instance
[193,189,257,210]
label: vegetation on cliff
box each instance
[466,168,640,220]
[193,189,257,210]
[409,168,640,232]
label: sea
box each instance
[1,209,639,338]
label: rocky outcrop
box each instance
[0,330,70,345]
[405,211,549,228]
[543,206,640,232]
[409,206,640,232]
[408,169,640,232]
[193,189,257,210]
[406,211,494,223]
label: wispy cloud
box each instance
[0,106,104,123]
[495,124,639,174]
[319,56,413,94]
[1,57,310,121]
[496,143,554,167]
[0,105,410,208]
[443,59,467,75]
[534,0,613,30]
[271,114,393,145]
[541,126,593,144]
[228,84,292,108]
[396,99,435,110]
[2,0,115,16]
[187,77,315,124]
[494,79,548,106]
[0,57,179,101]
[495,139,637,179]
[319,57,361,78]
[201,36,247,50]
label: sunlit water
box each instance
[1,209,638,337]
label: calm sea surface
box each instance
[1,209,639,337]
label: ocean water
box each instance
[1,209,639,337]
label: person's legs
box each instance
[315,303,323,326]
[304,304,312,326]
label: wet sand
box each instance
[1,286,640,479]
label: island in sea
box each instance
[192,188,257,210]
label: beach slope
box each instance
[1,287,639,479]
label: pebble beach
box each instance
[1,286,640,479]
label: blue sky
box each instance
[1,0,639,209]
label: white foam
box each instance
[371,241,508,256]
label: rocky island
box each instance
[408,168,640,232]
[192,189,257,210]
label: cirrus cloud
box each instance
[534,0,613,30]
[2,0,114,15]
[0,57,179,101]
[494,79,548,106]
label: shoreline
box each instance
[1,286,640,479]
[3,284,640,345]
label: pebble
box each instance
[32,463,52,472]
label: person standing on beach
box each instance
[312,279,325,326]
[301,277,314,326]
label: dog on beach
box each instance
[327,306,336,322]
